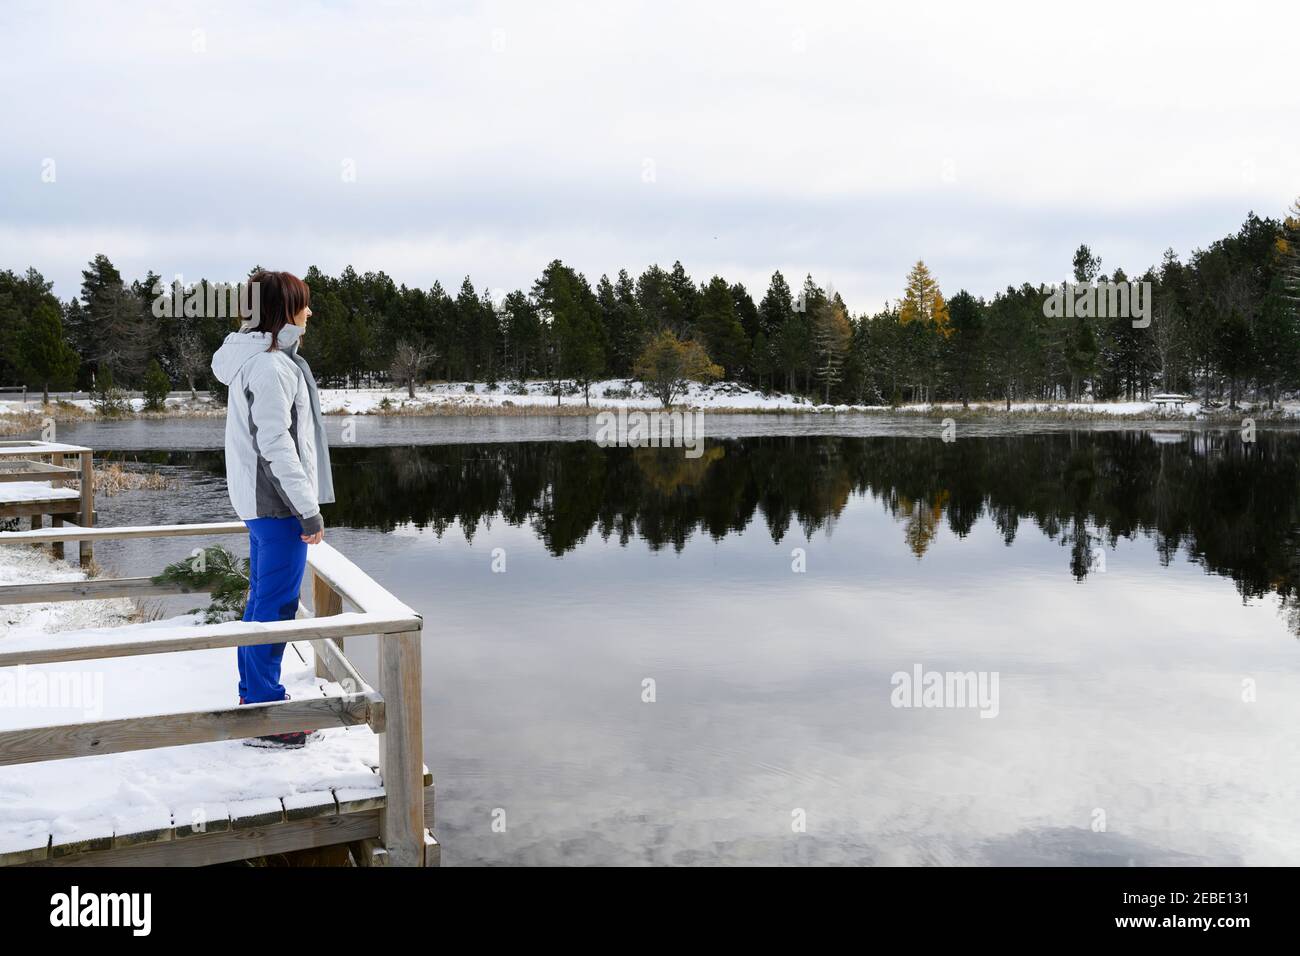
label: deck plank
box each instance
[25,810,382,867]
[283,790,339,822]
[229,797,286,831]
[112,808,174,849]
[0,826,50,866]
[49,819,113,858]
[175,802,232,839]
[334,786,387,814]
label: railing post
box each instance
[377,628,424,866]
[51,452,64,560]
[311,568,344,680]
[79,451,94,567]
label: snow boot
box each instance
[241,692,317,748]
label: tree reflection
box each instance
[179,429,1300,612]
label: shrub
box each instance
[142,359,171,411]
[93,368,130,417]
[632,331,723,407]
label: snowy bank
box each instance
[5,379,1300,421]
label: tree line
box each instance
[1,201,1297,407]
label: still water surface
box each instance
[76,420,1300,865]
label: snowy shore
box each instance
[4,379,1296,421]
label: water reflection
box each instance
[99,429,1300,865]
[226,431,1300,611]
[148,430,1300,607]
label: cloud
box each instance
[1,0,1295,309]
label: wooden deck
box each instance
[0,439,95,564]
[0,522,437,867]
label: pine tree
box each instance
[501,290,542,379]
[696,276,748,378]
[635,264,673,334]
[1072,244,1102,284]
[142,358,171,410]
[946,290,984,407]
[812,295,851,402]
[730,283,760,346]
[612,269,645,375]
[665,261,700,339]
[534,260,606,404]
[18,301,79,403]
[1254,275,1299,406]
[80,254,149,382]
[986,285,1036,410]
[758,271,796,392]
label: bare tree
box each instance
[174,328,208,400]
[390,341,432,398]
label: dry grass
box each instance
[325,400,609,417]
[129,597,168,623]
[94,462,179,496]
[0,410,46,435]
[0,400,222,434]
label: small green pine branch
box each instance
[152,545,250,623]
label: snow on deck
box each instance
[0,481,80,503]
[0,545,379,857]
[0,626,380,856]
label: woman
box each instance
[211,270,334,748]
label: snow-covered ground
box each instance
[313,383,1299,418]
[0,543,379,857]
[0,395,213,417]
[2,379,1298,419]
[318,379,814,413]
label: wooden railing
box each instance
[0,522,432,867]
[0,440,95,564]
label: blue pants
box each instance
[238,516,308,704]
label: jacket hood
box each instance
[210,324,304,385]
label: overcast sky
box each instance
[1,0,1296,313]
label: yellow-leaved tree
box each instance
[633,330,723,407]
[899,260,951,335]
[1277,196,1300,303]
[898,260,951,403]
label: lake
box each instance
[57,417,1300,865]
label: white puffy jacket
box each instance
[210,324,334,534]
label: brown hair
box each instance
[242,270,310,351]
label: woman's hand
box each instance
[301,528,324,545]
